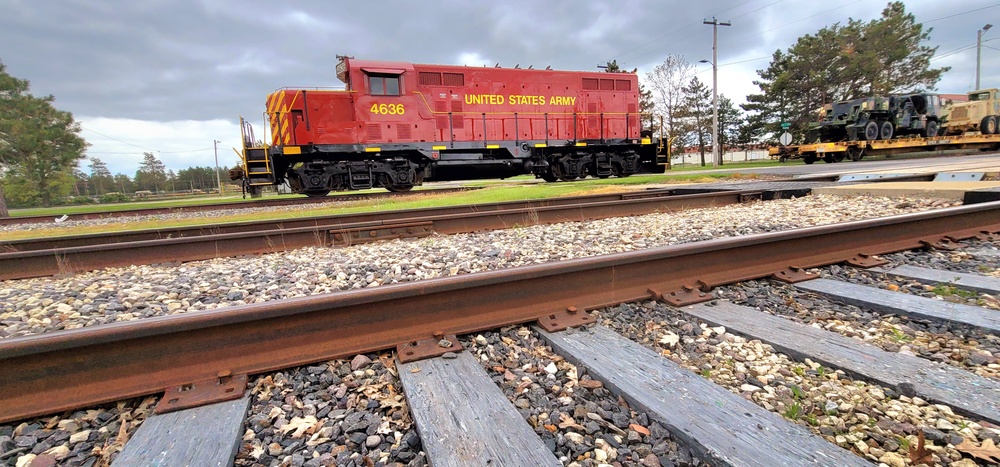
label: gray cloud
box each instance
[1,0,998,172]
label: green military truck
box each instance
[941,88,1000,135]
[846,93,944,141]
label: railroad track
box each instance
[0,188,800,280]
[2,201,999,466]
[0,187,479,227]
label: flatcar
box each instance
[235,57,665,196]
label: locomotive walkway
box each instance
[2,201,999,465]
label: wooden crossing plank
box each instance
[536,325,869,466]
[397,352,561,467]
[684,302,1000,426]
[796,278,1000,333]
[113,396,251,467]
[877,264,1000,295]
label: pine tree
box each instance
[678,77,712,166]
[743,1,947,142]
[0,61,88,212]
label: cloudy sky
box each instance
[2,0,998,176]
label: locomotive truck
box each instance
[234,57,665,197]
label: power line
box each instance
[611,0,770,64]
[729,0,866,43]
[924,4,1000,24]
[81,126,158,151]
[931,36,1000,62]
[729,0,785,20]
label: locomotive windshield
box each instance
[367,74,401,96]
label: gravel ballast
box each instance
[0,195,959,339]
[4,192,998,466]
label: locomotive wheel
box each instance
[981,116,997,135]
[303,190,330,198]
[386,184,414,192]
[879,121,894,140]
[540,172,558,182]
[822,154,834,163]
[803,155,816,164]
[925,120,939,138]
[863,121,879,140]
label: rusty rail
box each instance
[0,187,743,252]
[0,187,479,226]
[1,201,998,423]
[0,190,761,280]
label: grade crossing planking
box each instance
[113,396,251,467]
[796,278,1000,334]
[396,352,561,467]
[683,301,1000,426]
[875,264,1000,296]
[535,325,871,466]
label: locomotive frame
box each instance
[235,58,666,197]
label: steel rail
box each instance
[0,187,478,226]
[0,190,759,280]
[0,187,742,252]
[0,201,998,423]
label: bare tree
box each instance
[645,55,695,156]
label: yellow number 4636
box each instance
[370,103,405,115]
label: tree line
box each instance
[70,153,229,200]
[634,1,944,162]
[0,1,946,214]
[0,61,229,214]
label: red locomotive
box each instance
[236,57,664,196]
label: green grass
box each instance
[888,328,913,343]
[783,402,803,420]
[6,187,420,217]
[932,284,978,300]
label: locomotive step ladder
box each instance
[240,117,276,186]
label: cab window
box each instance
[367,74,400,96]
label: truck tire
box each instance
[879,121,894,140]
[981,116,997,134]
[864,121,879,140]
[925,120,938,138]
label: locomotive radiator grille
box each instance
[397,124,412,140]
[366,124,382,140]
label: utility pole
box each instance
[704,17,731,167]
[213,140,223,196]
[978,24,993,90]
